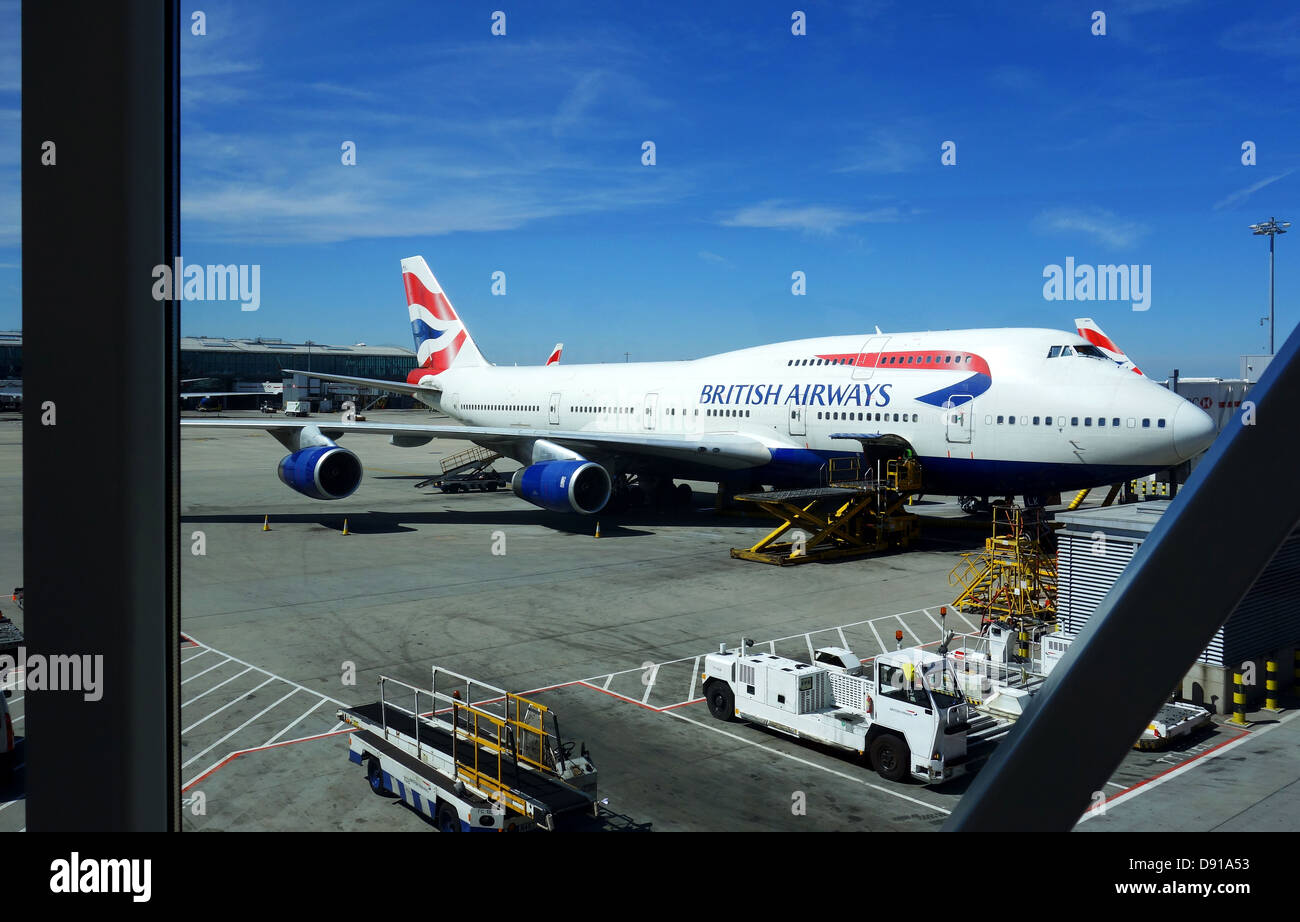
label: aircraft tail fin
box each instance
[1075,318,1143,375]
[545,343,563,366]
[402,256,488,375]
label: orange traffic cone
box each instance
[594,521,601,539]
[262,515,271,532]
[342,518,350,536]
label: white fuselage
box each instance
[415,327,1215,496]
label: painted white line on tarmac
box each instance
[181,656,234,685]
[182,667,253,709]
[181,648,211,666]
[665,710,951,816]
[183,677,277,735]
[894,614,921,645]
[836,627,849,649]
[183,687,300,769]
[867,620,886,654]
[687,656,700,702]
[263,698,327,747]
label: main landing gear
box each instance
[604,474,692,514]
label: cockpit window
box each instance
[1060,345,1074,357]
[1074,344,1109,360]
[1047,345,1062,358]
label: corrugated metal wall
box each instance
[1057,522,1300,667]
[1057,531,1137,636]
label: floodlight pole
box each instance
[1251,217,1290,355]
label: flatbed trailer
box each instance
[339,668,598,831]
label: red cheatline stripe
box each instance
[815,350,990,376]
[403,272,457,321]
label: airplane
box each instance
[181,256,1217,516]
[1075,318,1143,375]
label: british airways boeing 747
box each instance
[182,256,1216,516]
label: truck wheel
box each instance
[366,757,388,796]
[870,734,909,783]
[436,803,461,832]
[705,680,736,722]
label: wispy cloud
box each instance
[697,250,729,265]
[720,201,904,234]
[1035,208,1148,248]
[836,128,927,174]
[1213,168,1297,211]
[1220,14,1300,57]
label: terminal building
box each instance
[179,336,418,408]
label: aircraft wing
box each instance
[281,368,441,399]
[180,418,773,470]
[181,391,260,399]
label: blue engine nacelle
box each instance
[510,460,611,515]
[277,445,363,500]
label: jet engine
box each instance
[277,445,363,500]
[511,459,611,515]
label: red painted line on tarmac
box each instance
[1102,724,1251,805]
[661,698,705,711]
[181,727,355,792]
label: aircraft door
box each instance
[945,396,972,443]
[643,393,659,430]
[788,403,806,436]
[548,392,561,425]
[852,336,890,380]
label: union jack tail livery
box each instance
[1075,317,1143,375]
[546,343,563,366]
[403,256,487,382]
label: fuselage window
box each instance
[1071,417,1079,426]
[1084,417,1092,426]
[997,415,1004,424]
[912,413,918,422]
[1057,416,1066,427]
[1157,418,1166,428]
[986,415,993,425]
[1142,418,1150,428]
[1032,416,1040,425]
[926,355,932,363]
[817,412,823,420]
[1098,417,1105,427]
[892,413,899,422]
[944,356,951,363]
[1008,416,1015,425]
[1113,417,1120,427]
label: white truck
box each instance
[702,641,971,784]
[338,667,598,832]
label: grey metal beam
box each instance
[23,1,180,830]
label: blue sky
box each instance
[3,0,1299,375]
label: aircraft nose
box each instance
[1172,400,1216,461]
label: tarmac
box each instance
[0,408,1296,832]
